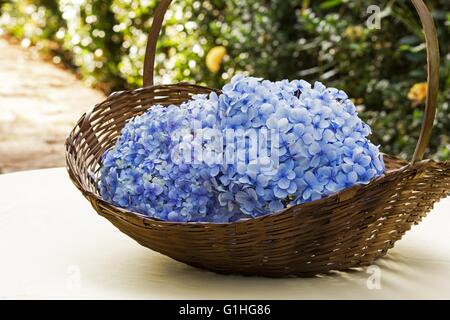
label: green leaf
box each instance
[319,0,346,10]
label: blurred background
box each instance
[0,0,448,174]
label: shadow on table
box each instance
[112,245,438,299]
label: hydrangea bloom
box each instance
[99,96,237,222]
[99,75,385,223]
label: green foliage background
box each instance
[0,0,449,160]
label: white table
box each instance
[0,168,449,299]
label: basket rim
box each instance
[69,157,443,227]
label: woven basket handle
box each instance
[143,0,440,164]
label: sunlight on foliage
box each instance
[0,0,448,160]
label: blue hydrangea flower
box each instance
[99,75,385,223]
[99,96,238,223]
[207,75,385,217]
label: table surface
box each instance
[0,168,449,300]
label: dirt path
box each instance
[0,38,105,173]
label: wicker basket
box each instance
[66,0,450,277]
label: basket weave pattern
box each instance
[66,0,450,277]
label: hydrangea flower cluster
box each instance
[99,94,235,222]
[99,75,385,223]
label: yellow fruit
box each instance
[206,46,226,73]
[344,26,364,40]
[408,82,428,103]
